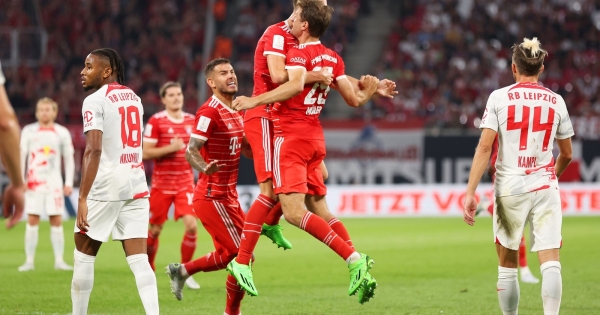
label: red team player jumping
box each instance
[231,0,382,304]
[142,81,200,289]
[477,135,539,284]
[165,59,251,315]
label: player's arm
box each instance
[332,76,379,107]
[142,138,184,160]
[19,127,29,183]
[233,68,307,111]
[241,136,253,160]
[62,130,75,196]
[341,75,398,99]
[79,130,102,201]
[555,138,572,178]
[267,55,331,85]
[0,84,24,189]
[185,137,223,175]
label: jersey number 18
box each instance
[118,106,142,148]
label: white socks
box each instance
[497,266,520,315]
[71,250,96,315]
[24,224,39,264]
[541,261,562,315]
[127,254,159,315]
[345,252,361,265]
[50,225,65,264]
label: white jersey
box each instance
[82,83,148,201]
[480,82,574,197]
[20,123,75,194]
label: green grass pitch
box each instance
[1,216,599,314]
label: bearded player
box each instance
[142,81,200,289]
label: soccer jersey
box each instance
[479,82,574,197]
[246,21,296,122]
[82,82,149,201]
[143,110,195,194]
[190,96,244,202]
[272,41,346,140]
[20,122,74,194]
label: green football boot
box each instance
[357,273,378,304]
[348,253,375,296]
[227,260,258,296]
[261,224,292,250]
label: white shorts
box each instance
[25,190,64,216]
[493,188,562,252]
[74,198,149,242]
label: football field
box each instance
[1,216,599,315]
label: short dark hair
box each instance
[204,58,231,79]
[90,48,125,85]
[159,81,182,98]
[511,37,547,76]
[296,0,333,38]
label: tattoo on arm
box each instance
[186,137,208,173]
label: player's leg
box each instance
[147,188,171,271]
[116,198,159,315]
[493,193,530,315]
[19,191,42,271]
[518,236,539,283]
[48,192,72,270]
[167,199,241,300]
[530,189,563,315]
[175,188,201,289]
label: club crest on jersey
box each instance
[185,125,192,134]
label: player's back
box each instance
[21,122,73,193]
[82,82,148,201]
[144,110,195,193]
[273,42,345,140]
[192,96,244,202]
[247,21,296,122]
[481,82,574,196]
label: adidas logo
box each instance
[241,233,246,240]
[168,127,174,133]
[227,123,233,129]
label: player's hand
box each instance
[169,135,185,152]
[463,194,478,226]
[64,186,73,196]
[232,96,258,111]
[360,75,379,94]
[318,67,333,86]
[203,160,226,175]
[3,184,25,229]
[77,198,90,232]
[376,79,398,98]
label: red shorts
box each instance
[194,199,245,255]
[244,117,273,183]
[149,187,195,225]
[273,136,327,196]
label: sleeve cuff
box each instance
[336,75,348,81]
[285,65,306,70]
[264,51,286,58]
[143,137,159,143]
[479,125,498,132]
[190,134,208,141]
[555,132,575,140]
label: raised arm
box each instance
[332,75,379,107]
[268,54,332,85]
[232,68,307,111]
[343,75,398,99]
[185,137,224,175]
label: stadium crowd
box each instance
[359,0,600,130]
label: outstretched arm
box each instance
[232,68,307,111]
[332,75,379,107]
[185,137,224,175]
[340,75,398,99]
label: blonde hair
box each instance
[511,37,547,76]
[36,97,58,112]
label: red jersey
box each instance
[143,110,195,194]
[190,96,244,202]
[246,21,296,122]
[272,41,346,140]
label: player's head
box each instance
[292,0,327,9]
[511,37,547,80]
[35,97,58,124]
[159,81,184,111]
[81,48,125,91]
[204,58,238,96]
[292,0,333,39]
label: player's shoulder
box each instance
[149,110,168,121]
[83,87,109,106]
[22,122,39,134]
[263,21,289,36]
[183,112,196,121]
[196,98,221,116]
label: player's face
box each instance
[162,86,184,111]
[36,102,57,124]
[209,63,238,95]
[291,7,307,38]
[81,54,107,92]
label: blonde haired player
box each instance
[464,37,573,315]
[19,97,75,271]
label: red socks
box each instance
[264,202,283,226]
[147,231,159,271]
[184,250,235,275]
[300,212,354,260]
[181,232,197,264]
[225,274,245,315]
[328,218,354,249]
[519,236,528,267]
[236,194,276,265]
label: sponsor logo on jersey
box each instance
[289,57,307,65]
[84,111,94,127]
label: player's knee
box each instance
[149,224,163,237]
[282,209,302,226]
